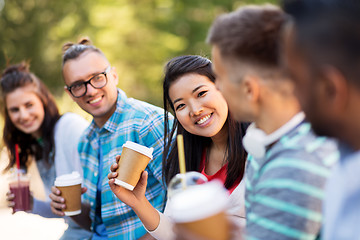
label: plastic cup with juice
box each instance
[9,169,31,213]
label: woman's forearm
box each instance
[133,198,161,231]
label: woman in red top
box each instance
[108,55,248,239]
[162,55,248,194]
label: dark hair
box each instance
[207,5,288,70]
[162,55,248,189]
[62,37,104,67]
[0,61,60,171]
[282,0,360,88]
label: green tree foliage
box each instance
[0,0,277,106]
[0,0,90,94]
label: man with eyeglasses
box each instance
[65,66,111,99]
[49,38,172,239]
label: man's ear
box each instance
[109,67,119,85]
[242,74,260,103]
[321,65,349,111]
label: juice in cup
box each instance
[9,170,31,213]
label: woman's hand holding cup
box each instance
[108,154,149,210]
[6,190,15,208]
[6,190,34,214]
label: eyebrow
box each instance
[173,85,206,105]
[8,106,18,111]
[8,100,32,109]
[72,70,104,85]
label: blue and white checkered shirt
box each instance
[78,89,172,239]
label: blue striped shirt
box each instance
[78,89,172,239]
[245,121,339,240]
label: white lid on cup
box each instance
[169,180,229,223]
[8,169,30,182]
[55,171,82,187]
[123,141,154,159]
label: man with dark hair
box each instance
[207,4,338,239]
[282,0,360,239]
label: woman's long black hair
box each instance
[1,62,60,171]
[162,55,248,189]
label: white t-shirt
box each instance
[32,113,91,239]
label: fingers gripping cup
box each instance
[114,141,153,191]
[54,171,82,216]
[170,180,230,240]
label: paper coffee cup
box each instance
[170,180,230,240]
[54,171,82,216]
[114,141,153,191]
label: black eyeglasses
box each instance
[66,66,111,98]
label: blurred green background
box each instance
[0,0,277,147]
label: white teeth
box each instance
[197,114,211,125]
[89,96,102,104]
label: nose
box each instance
[85,82,97,96]
[189,102,203,117]
[19,107,30,120]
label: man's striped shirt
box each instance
[245,121,339,240]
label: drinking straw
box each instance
[15,144,22,209]
[177,135,187,188]
[15,144,20,171]
[15,143,21,186]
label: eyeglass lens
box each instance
[70,72,107,97]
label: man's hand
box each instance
[49,185,87,216]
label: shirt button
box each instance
[94,172,98,177]
[90,202,94,206]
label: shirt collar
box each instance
[85,89,127,141]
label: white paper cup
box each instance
[55,171,82,216]
[114,141,153,191]
[169,180,230,240]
